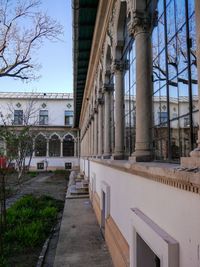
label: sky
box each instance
[0,0,73,94]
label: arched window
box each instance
[49,134,60,157]
[35,134,47,157]
[63,134,74,157]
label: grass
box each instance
[27,171,38,178]
[0,195,64,267]
[54,169,70,175]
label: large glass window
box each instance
[14,110,23,125]
[39,110,48,125]
[63,135,74,157]
[49,134,60,157]
[119,7,136,157]
[35,134,47,157]
[152,0,197,162]
[123,40,136,157]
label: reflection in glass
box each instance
[152,0,197,161]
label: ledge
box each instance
[88,158,200,195]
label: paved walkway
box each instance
[53,197,114,267]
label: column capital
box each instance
[102,83,114,93]
[90,113,94,121]
[128,10,158,37]
[94,107,98,114]
[97,96,104,106]
[111,59,127,73]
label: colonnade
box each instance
[80,0,200,167]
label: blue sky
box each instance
[0,0,73,94]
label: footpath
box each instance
[53,171,113,267]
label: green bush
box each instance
[28,171,38,178]
[1,194,64,265]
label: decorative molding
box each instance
[130,208,179,267]
[100,181,110,219]
[91,159,200,195]
[41,103,47,108]
[112,59,125,72]
[67,103,72,108]
[98,96,104,106]
[103,83,114,93]
[16,102,21,108]
[108,0,118,45]
[128,10,158,37]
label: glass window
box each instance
[39,110,48,125]
[35,135,47,157]
[123,41,136,157]
[49,135,60,157]
[63,135,74,156]
[14,110,23,125]
[65,111,73,126]
[158,112,168,124]
[152,0,197,161]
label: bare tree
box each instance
[0,97,40,182]
[152,8,197,87]
[0,0,63,80]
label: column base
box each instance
[102,154,111,159]
[111,153,124,160]
[181,148,200,168]
[129,152,153,162]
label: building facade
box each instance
[0,92,79,170]
[73,0,200,267]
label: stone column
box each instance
[91,116,94,156]
[112,60,125,160]
[89,122,92,156]
[32,140,35,157]
[77,131,80,158]
[129,11,154,162]
[103,84,113,158]
[86,127,89,156]
[181,0,200,167]
[94,108,98,156]
[46,138,49,157]
[60,140,63,157]
[98,95,104,157]
[74,140,77,157]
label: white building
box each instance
[0,92,79,170]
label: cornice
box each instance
[79,0,115,128]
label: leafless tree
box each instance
[0,97,41,182]
[152,8,197,87]
[0,0,63,81]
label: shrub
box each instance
[28,171,38,178]
[1,194,64,266]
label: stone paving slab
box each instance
[53,198,114,267]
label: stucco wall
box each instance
[80,158,200,267]
[27,156,79,170]
[0,97,73,126]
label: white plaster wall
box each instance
[80,158,85,172]
[0,98,73,126]
[86,160,200,267]
[26,156,79,170]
